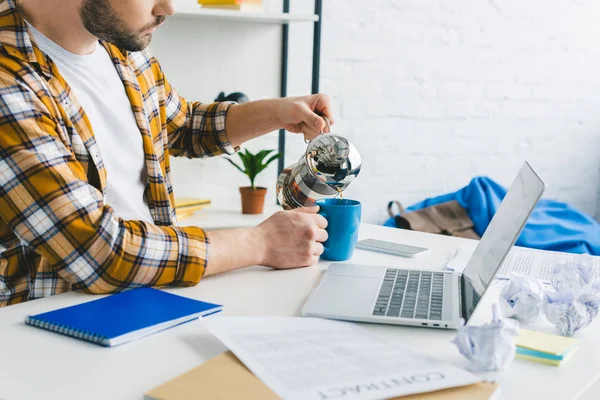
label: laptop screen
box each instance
[461,162,545,322]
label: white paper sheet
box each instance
[445,246,600,283]
[444,244,476,273]
[496,247,600,282]
[204,317,480,400]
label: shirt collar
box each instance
[0,0,53,78]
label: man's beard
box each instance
[79,0,164,52]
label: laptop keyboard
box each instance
[372,269,444,320]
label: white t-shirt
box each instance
[27,22,154,223]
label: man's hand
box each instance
[204,207,328,277]
[225,93,335,148]
[275,94,335,142]
[254,207,328,268]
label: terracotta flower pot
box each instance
[239,187,267,214]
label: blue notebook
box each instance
[25,288,223,347]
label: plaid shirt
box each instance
[0,0,237,306]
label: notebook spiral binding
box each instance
[25,316,110,346]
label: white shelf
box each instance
[173,6,319,24]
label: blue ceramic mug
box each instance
[316,198,362,261]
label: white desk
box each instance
[1,224,599,400]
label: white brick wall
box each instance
[284,0,600,224]
[597,173,600,220]
[158,0,600,225]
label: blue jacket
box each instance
[384,177,600,255]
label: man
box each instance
[0,0,332,306]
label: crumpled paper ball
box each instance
[543,291,592,337]
[543,255,600,337]
[499,273,545,322]
[550,255,595,294]
[580,281,600,319]
[453,305,520,372]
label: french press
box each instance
[275,117,361,209]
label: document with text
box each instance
[204,317,480,400]
[496,247,600,282]
[445,245,600,283]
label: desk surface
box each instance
[1,223,599,400]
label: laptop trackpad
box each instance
[305,275,380,316]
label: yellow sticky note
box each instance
[515,353,563,366]
[516,329,579,356]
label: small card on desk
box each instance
[144,351,499,400]
[24,287,222,347]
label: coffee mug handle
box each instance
[318,210,330,253]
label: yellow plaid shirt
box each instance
[0,0,237,306]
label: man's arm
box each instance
[0,70,213,294]
[224,95,334,148]
[159,61,237,158]
[0,69,329,296]
[157,58,334,156]
[204,207,328,276]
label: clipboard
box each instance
[144,351,499,400]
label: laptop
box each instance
[301,161,545,329]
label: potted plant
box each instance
[227,149,281,214]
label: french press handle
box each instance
[304,115,331,144]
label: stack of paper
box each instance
[144,351,499,400]
[174,198,211,220]
[186,317,490,400]
[515,329,579,366]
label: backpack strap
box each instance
[387,201,411,230]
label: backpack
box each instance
[387,200,480,240]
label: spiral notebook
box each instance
[24,288,223,347]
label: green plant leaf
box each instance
[253,152,280,180]
[226,158,245,174]
[255,149,274,165]
[227,148,281,189]
[264,153,281,167]
[238,150,253,177]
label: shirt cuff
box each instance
[211,101,239,155]
[172,225,210,285]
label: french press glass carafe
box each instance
[276,117,361,209]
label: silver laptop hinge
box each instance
[458,274,464,319]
